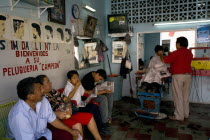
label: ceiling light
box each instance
[83,5,96,12]
[154,20,210,26]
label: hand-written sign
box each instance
[0,40,71,76]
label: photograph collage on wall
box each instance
[0,12,75,78]
[0,13,72,44]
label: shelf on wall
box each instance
[10,0,54,18]
[108,32,133,37]
[76,36,92,40]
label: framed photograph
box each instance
[48,0,66,25]
[112,41,127,63]
[77,18,84,36]
[84,42,98,64]
[162,39,170,52]
[84,16,97,37]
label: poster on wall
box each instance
[64,28,72,44]
[77,19,84,36]
[197,25,210,47]
[54,25,64,43]
[48,0,66,25]
[0,13,11,40]
[41,23,54,42]
[11,16,29,41]
[112,41,127,63]
[162,39,170,54]
[0,12,76,104]
[84,16,97,37]
[28,20,42,42]
[84,42,98,64]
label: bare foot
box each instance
[169,116,184,121]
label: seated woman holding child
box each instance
[36,75,102,140]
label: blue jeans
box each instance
[94,93,113,123]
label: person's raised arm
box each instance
[67,81,81,99]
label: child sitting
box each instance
[63,70,103,133]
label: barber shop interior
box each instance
[1,0,210,140]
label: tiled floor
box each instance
[101,97,210,140]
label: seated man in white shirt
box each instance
[7,77,80,140]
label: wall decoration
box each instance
[54,25,64,43]
[84,42,98,64]
[112,41,127,63]
[162,39,170,52]
[84,16,97,37]
[29,21,42,42]
[77,19,84,36]
[0,13,11,40]
[64,28,72,43]
[0,13,75,104]
[11,16,29,41]
[48,0,66,25]
[72,4,80,19]
[42,23,54,42]
[197,25,210,47]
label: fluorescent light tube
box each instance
[154,20,210,26]
[84,5,96,12]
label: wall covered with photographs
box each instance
[0,12,74,103]
[0,0,106,103]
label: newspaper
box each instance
[79,81,114,107]
[96,81,114,93]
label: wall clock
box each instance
[72,4,80,19]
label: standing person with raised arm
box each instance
[161,37,193,121]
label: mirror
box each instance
[74,39,100,69]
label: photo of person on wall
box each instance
[13,19,24,40]
[32,23,41,42]
[65,28,72,43]
[0,15,6,40]
[45,25,53,41]
[57,28,64,42]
